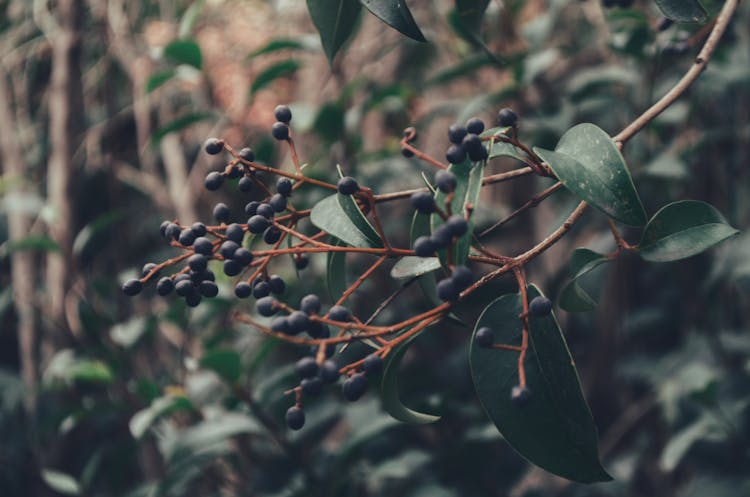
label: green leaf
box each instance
[359,0,426,42]
[390,256,441,280]
[151,111,214,145]
[146,69,177,93]
[455,0,490,33]
[165,413,263,462]
[486,134,527,162]
[431,162,483,266]
[42,469,81,496]
[470,286,611,483]
[311,193,383,248]
[534,123,647,226]
[163,39,202,69]
[129,395,193,439]
[248,39,309,59]
[249,59,302,96]
[0,235,60,258]
[380,328,440,424]
[638,200,739,262]
[326,238,348,302]
[307,0,363,62]
[654,0,708,23]
[200,348,242,383]
[659,414,723,472]
[558,248,611,313]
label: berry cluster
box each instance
[124,103,569,430]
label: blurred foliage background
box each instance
[0,0,749,496]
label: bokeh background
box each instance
[1,0,749,496]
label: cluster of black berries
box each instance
[445,117,488,164]
[271,104,292,141]
[436,265,474,302]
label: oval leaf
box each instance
[380,327,440,424]
[200,348,242,383]
[470,286,611,483]
[250,60,302,96]
[654,0,708,23]
[311,194,383,248]
[390,256,441,279]
[42,470,81,496]
[163,39,202,69]
[638,200,739,262]
[535,123,647,226]
[307,0,363,62]
[327,238,348,302]
[359,0,426,42]
[558,248,611,312]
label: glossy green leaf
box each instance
[307,0,362,62]
[359,0,426,42]
[558,248,611,312]
[327,238,348,302]
[431,161,483,266]
[470,286,611,483]
[390,256,441,279]
[42,469,81,496]
[486,133,527,162]
[163,39,202,69]
[200,348,242,383]
[151,111,214,144]
[249,59,302,96]
[248,39,308,59]
[311,194,383,248]
[380,327,440,424]
[534,123,646,226]
[638,200,739,262]
[146,69,176,93]
[129,394,193,439]
[654,0,708,23]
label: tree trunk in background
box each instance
[44,0,84,360]
[0,72,38,412]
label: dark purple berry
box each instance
[178,228,196,246]
[193,237,213,256]
[245,201,260,216]
[160,220,171,237]
[219,240,239,259]
[238,147,255,162]
[188,254,208,272]
[295,254,309,270]
[430,224,453,248]
[223,259,242,276]
[247,215,270,234]
[233,248,253,266]
[226,165,243,179]
[401,147,415,158]
[497,108,517,127]
[235,282,252,298]
[270,316,290,334]
[300,294,321,315]
[122,279,142,296]
[269,193,287,212]
[337,176,359,195]
[271,122,289,140]
[413,236,436,257]
[252,280,271,299]
[446,144,466,164]
[276,177,293,196]
[199,280,219,298]
[466,117,485,135]
[436,170,457,193]
[437,278,459,302]
[256,296,277,316]
[363,354,383,375]
[191,222,207,237]
[445,215,468,238]
[328,305,350,322]
[213,203,230,223]
[225,223,244,243]
[342,373,368,401]
[263,226,281,244]
[204,171,224,190]
[256,203,275,219]
[657,17,673,32]
[451,265,473,289]
[156,277,174,296]
[274,104,292,123]
[268,275,286,295]
[320,360,340,383]
[175,279,194,297]
[474,326,494,348]
[185,293,202,307]
[165,223,181,241]
[295,357,319,379]
[301,377,323,396]
[410,191,436,214]
[511,385,532,407]
[204,138,224,155]
[141,263,159,278]
[286,406,305,430]
[238,176,254,192]
[529,296,553,316]
[448,124,468,145]
[467,141,488,162]
[308,322,330,339]
[288,311,310,335]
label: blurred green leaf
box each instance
[247,38,308,59]
[470,286,611,483]
[41,469,81,496]
[660,414,724,472]
[311,193,383,248]
[129,395,193,439]
[307,0,362,62]
[313,102,345,143]
[178,1,204,38]
[654,0,708,23]
[249,59,302,96]
[380,326,441,424]
[0,236,60,258]
[534,123,647,226]
[200,348,242,383]
[164,412,263,462]
[164,39,202,69]
[146,69,176,93]
[110,316,149,348]
[360,0,426,42]
[638,201,739,262]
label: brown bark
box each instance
[0,71,38,411]
[44,0,85,358]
